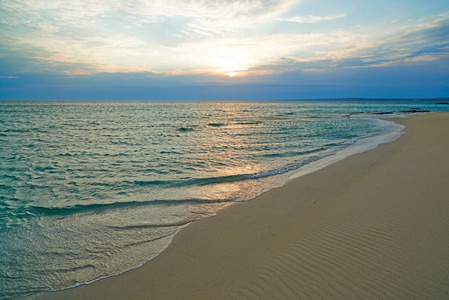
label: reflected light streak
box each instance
[183,102,266,201]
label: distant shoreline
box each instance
[1,97,449,102]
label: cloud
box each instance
[266,14,449,71]
[0,0,299,75]
[0,76,20,78]
[1,0,449,80]
[1,0,296,28]
[167,30,360,77]
[278,14,346,23]
[351,17,449,68]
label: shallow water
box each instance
[0,100,447,299]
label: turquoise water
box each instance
[0,100,448,299]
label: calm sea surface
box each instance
[0,100,448,299]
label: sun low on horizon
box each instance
[0,0,448,100]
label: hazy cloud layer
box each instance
[278,14,346,23]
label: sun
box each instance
[222,63,249,77]
[215,53,250,77]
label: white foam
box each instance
[289,119,405,180]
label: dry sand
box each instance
[40,112,449,299]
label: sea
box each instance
[1,100,448,299]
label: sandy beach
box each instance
[40,112,449,299]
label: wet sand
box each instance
[40,112,449,299]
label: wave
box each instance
[247,154,333,179]
[106,220,193,230]
[85,174,250,190]
[124,155,332,189]
[235,121,263,125]
[111,176,248,189]
[29,198,234,217]
[178,127,195,132]
[340,138,358,146]
[25,153,336,218]
[261,147,327,158]
[208,123,226,127]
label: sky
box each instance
[1,0,449,100]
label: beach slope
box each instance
[40,112,449,299]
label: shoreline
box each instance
[39,112,449,299]
[288,117,404,181]
[41,114,406,295]
[37,116,404,294]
